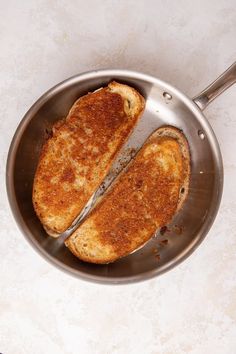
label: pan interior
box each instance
[8,71,223,283]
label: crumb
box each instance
[155,253,160,261]
[130,148,136,157]
[44,127,52,140]
[160,226,169,235]
[173,225,183,235]
[100,182,106,191]
[152,247,160,260]
[160,239,168,245]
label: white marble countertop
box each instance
[1,1,236,353]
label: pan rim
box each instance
[6,69,224,284]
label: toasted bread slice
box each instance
[33,82,145,236]
[65,126,190,264]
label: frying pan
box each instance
[6,62,236,284]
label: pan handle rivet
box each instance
[198,130,205,140]
[163,92,172,100]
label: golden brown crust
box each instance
[33,82,145,236]
[151,126,191,212]
[65,126,191,263]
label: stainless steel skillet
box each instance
[6,62,236,284]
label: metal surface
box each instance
[193,62,236,110]
[6,66,228,284]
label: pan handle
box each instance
[193,62,236,110]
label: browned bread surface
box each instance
[65,126,190,263]
[33,82,145,236]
